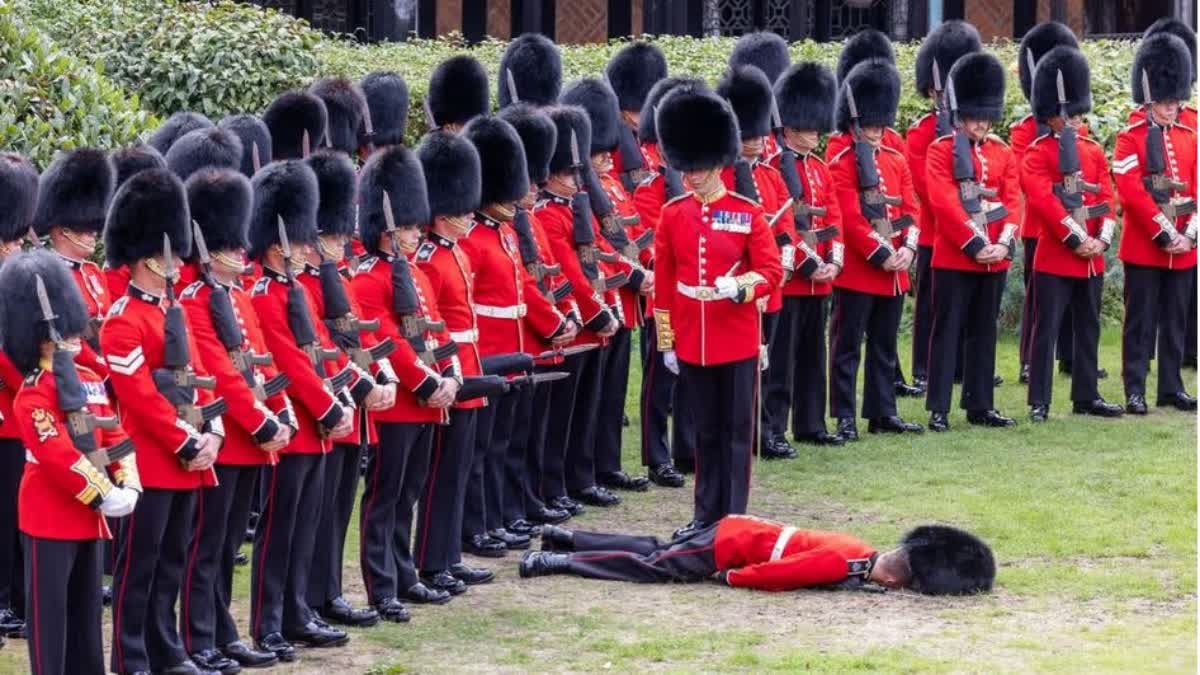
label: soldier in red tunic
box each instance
[653,84,782,536]
[605,40,667,188]
[520,518,994,598]
[1115,33,1198,414]
[728,31,791,159]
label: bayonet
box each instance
[505,68,520,104]
[302,129,311,159]
[251,142,262,174]
[424,97,437,132]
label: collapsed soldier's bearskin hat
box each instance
[32,149,115,236]
[263,90,329,160]
[218,115,272,178]
[1145,18,1196,83]
[915,20,981,97]
[305,149,358,237]
[463,115,529,207]
[417,130,482,218]
[729,31,791,84]
[717,65,774,139]
[837,29,894,83]
[428,56,490,129]
[1133,33,1194,104]
[360,71,410,147]
[1031,46,1091,121]
[248,160,319,260]
[546,105,592,176]
[498,33,562,108]
[186,168,252,257]
[559,78,621,154]
[606,42,668,112]
[949,52,1006,122]
[358,145,429,254]
[104,168,191,267]
[638,77,708,144]
[656,84,740,172]
[0,250,89,376]
[309,77,370,155]
[0,153,39,243]
[147,112,214,155]
[1018,21,1078,101]
[901,525,995,595]
[165,127,244,182]
[498,103,558,185]
[110,145,166,190]
[835,59,901,132]
[775,62,836,132]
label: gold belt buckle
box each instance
[696,287,712,301]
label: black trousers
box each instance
[250,453,325,640]
[563,523,718,583]
[0,438,24,617]
[1020,238,1074,366]
[1028,273,1103,407]
[541,351,586,501]
[596,327,632,476]
[679,358,756,524]
[830,289,904,420]
[565,347,605,494]
[308,440,366,610]
[465,393,517,536]
[925,269,1006,413]
[183,464,258,654]
[1122,264,1194,398]
[503,386,536,524]
[912,244,934,381]
[671,360,697,471]
[765,296,830,438]
[359,423,431,603]
[111,487,197,673]
[1186,282,1197,363]
[757,311,780,443]
[24,536,104,675]
[416,409,477,573]
[523,374,558,512]
[639,323,675,468]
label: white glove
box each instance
[780,245,796,271]
[663,350,679,375]
[759,344,770,372]
[100,486,139,518]
[714,276,739,300]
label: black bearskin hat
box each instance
[1031,46,1091,122]
[717,65,774,139]
[147,112,214,155]
[606,41,668,112]
[360,71,410,147]
[835,59,901,132]
[729,31,791,84]
[1133,33,1194,104]
[1145,18,1196,83]
[417,130,482,218]
[358,145,429,254]
[656,85,740,172]
[0,250,89,376]
[309,77,370,155]
[901,525,995,595]
[263,90,328,160]
[560,78,621,154]
[949,52,1006,122]
[546,105,592,176]
[248,160,319,260]
[103,168,191,267]
[498,33,562,108]
[1018,21,1078,101]
[463,115,529,207]
[638,77,708,144]
[110,145,166,190]
[837,29,894,83]
[305,150,358,237]
[218,115,272,178]
[428,56,490,129]
[0,153,38,243]
[165,127,243,182]
[915,20,981,97]
[498,103,558,185]
[775,62,836,132]
[186,168,252,256]
[32,149,115,236]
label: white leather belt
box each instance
[676,281,719,301]
[449,329,478,343]
[770,526,797,561]
[474,303,527,319]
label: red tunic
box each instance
[61,256,111,380]
[1114,120,1198,270]
[414,233,486,410]
[715,514,877,591]
[720,161,791,313]
[824,127,905,163]
[526,210,579,358]
[905,112,939,247]
[0,352,24,440]
[1127,104,1198,130]
[768,151,844,298]
[597,172,649,327]
[533,194,616,347]
[1009,115,1094,239]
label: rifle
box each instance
[152,234,227,431]
[845,85,914,249]
[770,104,836,278]
[314,241,396,370]
[582,161,652,260]
[945,79,1014,248]
[1140,69,1198,244]
[192,221,290,401]
[534,342,599,361]
[662,164,686,200]
[931,61,952,138]
[1051,70,1112,245]
[616,122,649,194]
[568,130,609,296]
[458,370,571,400]
[34,274,133,468]
[381,192,456,366]
[511,206,572,304]
[732,157,760,203]
[1025,50,1051,138]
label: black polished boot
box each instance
[1072,399,1124,417]
[420,570,468,596]
[399,582,451,605]
[372,597,410,623]
[518,551,571,578]
[549,495,586,516]
[1126,393,1148,415]
[597,471,651,492]
[1157,391,1198,411]
[463,533,507,558]
[966,410,1016,427]
[488,528,531,550]
[540,524,575,552]
[928,412,950,432]
[221,641,278,669]
[448,563,495,585]
[321,597,379,627]
[867,416,924,434]
[648,463,685,487]
[835,417,858,441]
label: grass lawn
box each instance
[0,333,1193,673]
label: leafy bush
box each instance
[0,2,156,167]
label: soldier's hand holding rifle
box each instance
[188,433,223,472]
[883,246,914,272]
[427,377,459,408]
[974,244,1008,265]
[261,423,292,454]
[552,321,580,345]
[1167,232,1195,255]
[365,382,396,411]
